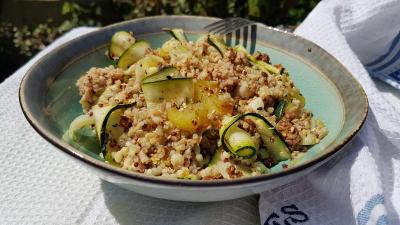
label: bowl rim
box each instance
[19,15,369,187]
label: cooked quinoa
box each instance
[71,32,327,180]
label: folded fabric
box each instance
[259,0,400,224]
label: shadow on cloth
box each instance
[361,112,400,225]
[374,78,400,100]
[259,125,364,224]
[101,181,260,225]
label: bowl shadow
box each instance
[101,181,260,225]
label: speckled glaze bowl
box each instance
[19,16,368,202]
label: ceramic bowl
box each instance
[19,16,368,202]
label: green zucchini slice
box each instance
[219,115,258,158]
[141,66,180,84]
[109,31,136,60]
[233,44,280,74]
[208,148,268,178]
[142,67,194,107]
[208,35,228,56]
[62,131,103,162]
[159,38,190,58]
[274,100,287,120]
[257,148,270,160]
[68,114,95,139]
[208,148,231,178]
[249,113,291,161]
[220,113,291,161]
[208,148,253,179]
[233,45,249,55]
[92,103,136,158]
[67,114,100,152]
[142,77,194,104]
[300,132,319,146]
[299,119,328,145]
[117,40,150,70]
[163,28,188,42]
[124,55,163,80]
[252,60,280,74]
[253,161,269,174]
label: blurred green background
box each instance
[0,0,319,82]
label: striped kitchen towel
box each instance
[365,31,400,89]
[259,0,400,224]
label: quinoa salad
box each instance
[66,29,328,180]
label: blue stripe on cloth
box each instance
[356,194,385,225]
[366,31,400,68]
[376,215,389,225]
[390,70,400,79]
[370,49,400,72]
[370,69,400,89]
[388,70,400,81]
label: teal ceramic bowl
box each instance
[19,16,368,202]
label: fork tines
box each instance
[205,17,257,54]
[205,17,255,35]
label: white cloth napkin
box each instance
[259,0,400,225]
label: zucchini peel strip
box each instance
[93,103,136,159]
[220,113,291,161]
[163,28,188,42]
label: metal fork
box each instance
[204,17,257,54]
